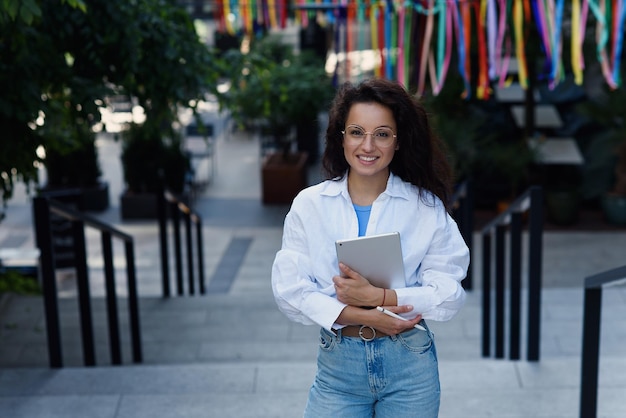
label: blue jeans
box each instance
[303,324,440,418]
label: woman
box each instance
[271,77,469,417]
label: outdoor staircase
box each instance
[2,287,625,417]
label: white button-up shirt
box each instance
[271,173,470,332]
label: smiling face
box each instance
[343,102,398,184]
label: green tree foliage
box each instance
[0,0,85,25]
[218,35,334,158]
[0,0,220,218]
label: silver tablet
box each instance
[335,232,405,288]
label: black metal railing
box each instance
[480,186,543,361]
[450,179,474,290]
[157,190,205,297]
[579,265,626,418]
[33,196,142,368]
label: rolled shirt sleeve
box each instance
[272,248,347,331]
[396,209,470,321]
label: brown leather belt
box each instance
[339,325,392,341]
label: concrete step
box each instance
[1,357,625,417]
[2,286,626,368]
[2,288,481,368]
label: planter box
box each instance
[545,189,580,226]
[120,190,190,220]
[120,192,158,220]
[261,152,308,205]
[82,181,110,212]
[38,181,110,212]
[602,193,626,225]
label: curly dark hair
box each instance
[322,77,453,210]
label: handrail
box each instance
[33,196,142,368]
[450,179,474,290]
[481,186,543,361]
[48,201,134,242]
[579,265,626,418]
[157,189,205,297]
[480,187,534,233]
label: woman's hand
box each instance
[336,304,423,336]
[333,262,384,307]
[372,305,423,335]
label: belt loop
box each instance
[331,327,343,343]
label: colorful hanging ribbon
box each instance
[371,2,381,77]
[612,0,625,86]
[385,0,394,81]
[475,0,491,99]
[403,1,413,89]
[495,0,513,87]
[397,2,406,86]
[212,0,626,95]
[588,0,618,88]
[416,0,435,97]
[448,0,467,98]
[356,0,367,82]
[223,0,235,35]
[571,0,585,85]
[346,1,354,81]
[513,0,529,89]
[266,0,278,29]
[487,0,497,81]
[378,1,387,78]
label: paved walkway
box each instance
[1,117,626,417]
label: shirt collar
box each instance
[320,172,412,201]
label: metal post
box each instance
[481,233,491,357]
[184,211,195,295]
[524,27,537,140]
[196,216,205,294]
[33,197,63,368]
[125,241,143,363]
[102,231,122,365]
[172,202,184,295]
[495,225,506,359]
[72,220,95,366]
[577,265,626,416]
[455,183,473,291]
[509,212,522,360]
[157,189,170,297]
[579,287,602,418]
[463,179,474,290]
[580,288,602,418]
[527,187,543,361]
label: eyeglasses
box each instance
[341,124,397,148]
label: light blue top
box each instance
[353,204,372,236]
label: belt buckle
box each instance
[358,325,376,341]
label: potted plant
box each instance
[112,2,220,218]
[42,128,109,212]
[0,0,220,223]
[38,96,110,212]
[543,175,582,225]
[577,84,626,225]
[423,73,532,211]
[119,121,190,219]
[217,35,334,204]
